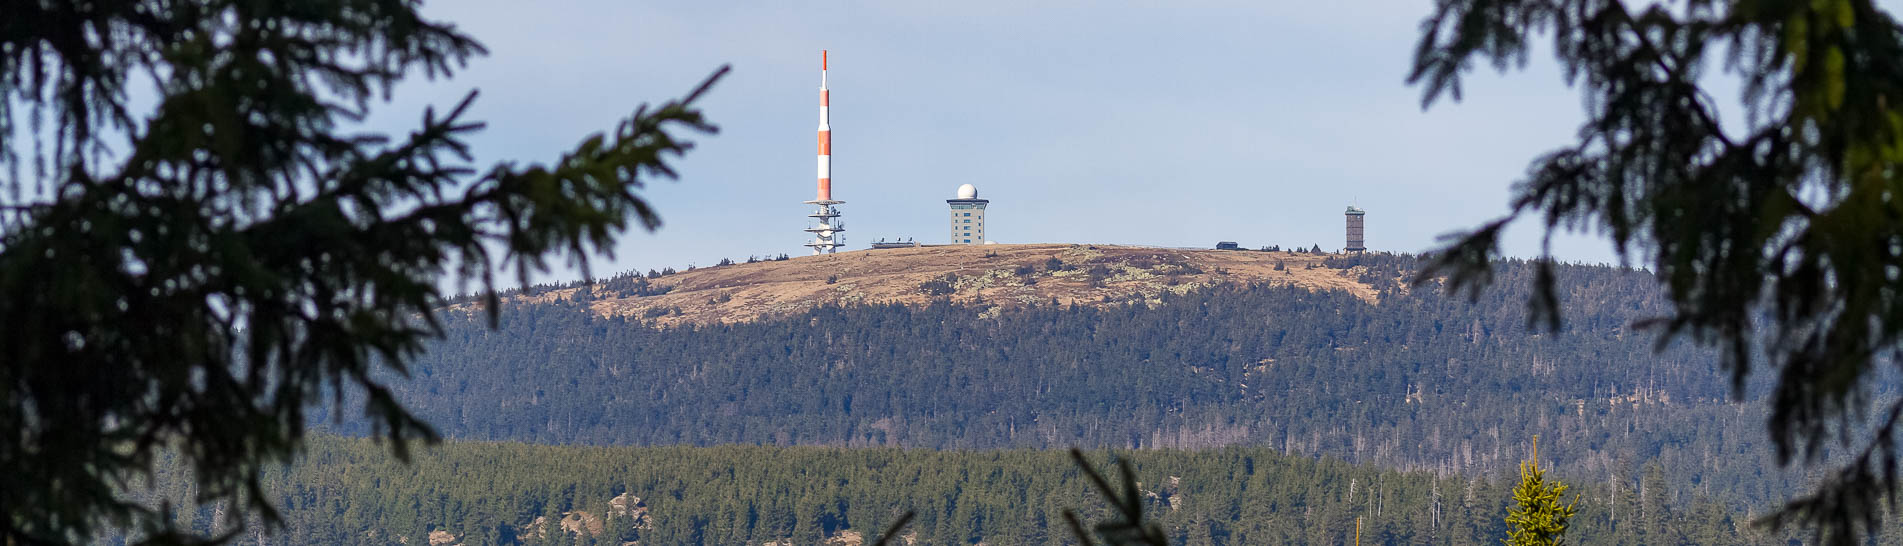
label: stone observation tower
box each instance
[1345,205,1366,252]
[946,184,988,244]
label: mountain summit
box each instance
[497,244,1384,325]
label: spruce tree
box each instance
[0,1,724,543]
[1409,1,1903,540]
[1503,440,1578,546]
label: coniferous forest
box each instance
[258,254,1903,544]
[200,435,1769,545]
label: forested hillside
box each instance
[327,254,1866,512]
[235,436,1770,545]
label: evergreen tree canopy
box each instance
[0,1,723,543]
[1410,1,1903,542]
[1504,442,1577,546]
[195,436,1766,546]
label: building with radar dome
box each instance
[946,183,988,244]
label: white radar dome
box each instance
[956,183,978,199]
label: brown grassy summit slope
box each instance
[502,244,1383,326]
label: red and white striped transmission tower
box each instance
[803,50,845,254]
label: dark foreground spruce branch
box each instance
[869,511,915,546]
[0,1,730,540]
[1064,448,1170,546]
[865,448,1170,546]
[1406,0,1903,542]
[1760,398,1903,545]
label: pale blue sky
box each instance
[366,1,1792,282]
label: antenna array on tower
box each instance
[803,50,845,255]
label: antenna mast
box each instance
[803,50,846,254]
